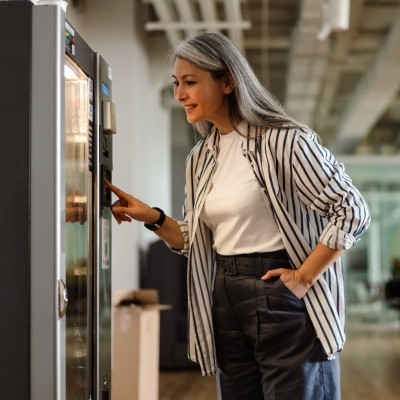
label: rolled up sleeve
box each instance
[293,130,371,250]
[169,219,190,256]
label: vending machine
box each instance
[0,1,115,399]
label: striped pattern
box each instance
[174,125,371,376]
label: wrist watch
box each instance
[144,207,166,231]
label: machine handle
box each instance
[58,279,68,318]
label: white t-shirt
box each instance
[200,130,284,255]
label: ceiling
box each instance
[140,0,400,155]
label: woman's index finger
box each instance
[104,179,128,199]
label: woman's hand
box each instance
[104,179,156,225]
[261,268,311,299]
[105,179,185,249]
[260,243,345,300]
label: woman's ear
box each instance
[224,72,234,94]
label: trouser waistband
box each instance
[215,249,290,277]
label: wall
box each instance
[66,0,172,290]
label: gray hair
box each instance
[170,31,303,137]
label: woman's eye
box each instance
[172,80,196,88]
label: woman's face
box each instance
[172,58,233,133]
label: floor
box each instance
[159,319,400,400]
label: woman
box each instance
[106,32,371,399]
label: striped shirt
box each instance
[173,124,371,376]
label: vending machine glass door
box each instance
[64,55,94,400]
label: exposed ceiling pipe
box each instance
[334,6,400,153]
[318,0,350,40]
[198,0,218,22]
[222,0,246,50]
[174,0,198,37]
[314,0,364,141]
[145,0,181,47]
[145,20,251,31]
[285,0,330,126]
[144,0,250,47]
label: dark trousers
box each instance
[213,250,340,400]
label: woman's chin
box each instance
[186,115,199,124]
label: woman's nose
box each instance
[174,86,187,102]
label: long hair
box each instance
[170,31,304,138]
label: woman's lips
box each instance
[184,104,197,113]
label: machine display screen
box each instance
[101,82,110,97]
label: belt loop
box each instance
[227,256,238,275]
[255,256,263,278]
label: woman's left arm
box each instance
[291,129,371,249]
[262,129,371,298]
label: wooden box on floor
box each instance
[112,289,171,400]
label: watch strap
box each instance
[144,207,166,231]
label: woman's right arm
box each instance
[148,211,185,250]
[104,180,185,250]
